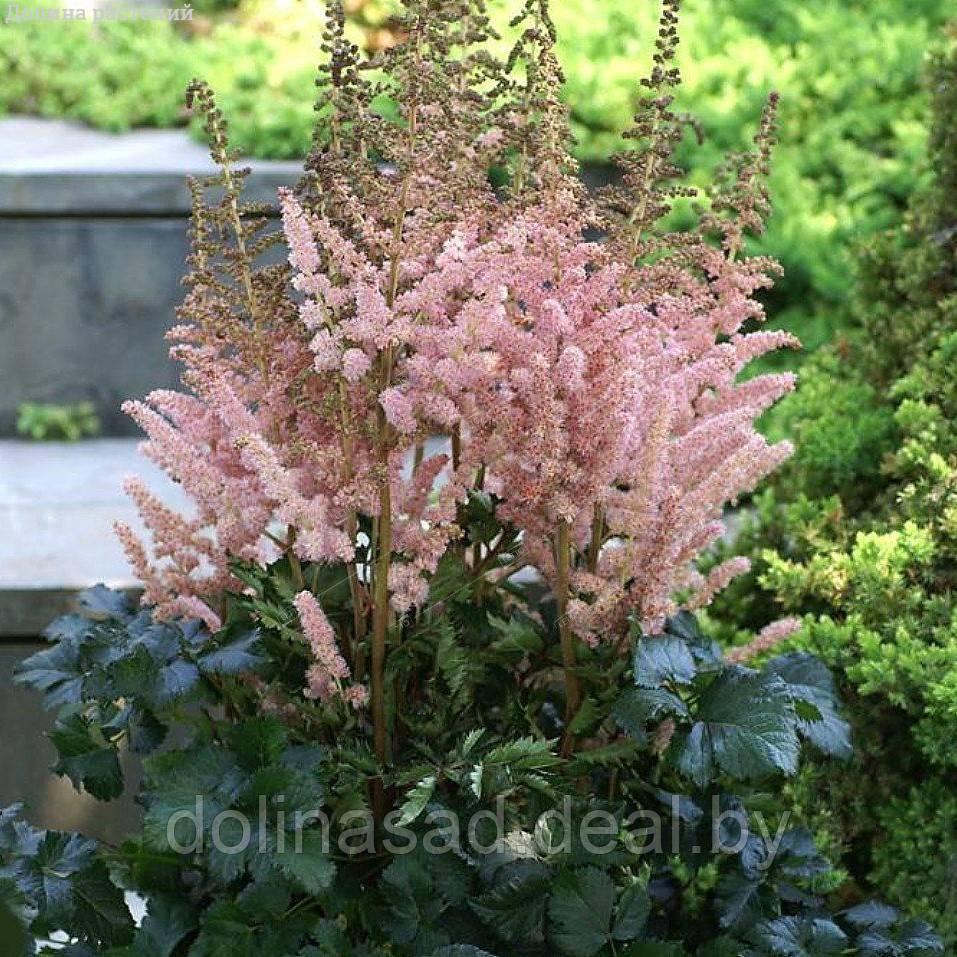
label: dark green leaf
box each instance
[749,916,847,956]
[273,829,336,894]
[773,829,832,880]
[49,713,124,801]
[188,896,308,957]
[548,868,616,957]
[634,638,696,689]
[132,897,198,957]
[471,868,549,946]
[198,630,264,676]
[108,645,200,710]
[765,654,851,760]
[228,717,288,770]
[142,745,241,851]
[69,859,135,947]
[673,670,800,787]
[397,775,437,827]
[714,871,768,930]
[612,883,651,941]
[614,688,688,741]
[130,712,168,755]
[378,856,432,946]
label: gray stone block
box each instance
[0,117,300,436]
[0,439,190,635]
[0,218,189,435]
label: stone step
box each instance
[0,438,173,836]
[0,438,189,636]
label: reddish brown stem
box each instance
[555,520,582,757]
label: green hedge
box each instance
[708,41,957,949]
[2,0,954,354]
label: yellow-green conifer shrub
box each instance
[711,39,957,947]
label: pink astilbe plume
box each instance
[116,4,509,743]
[413,200,796,641]
[116,0,799,761]
[405,48,796,643]
[726,617,803,665]
[294,591,367,707]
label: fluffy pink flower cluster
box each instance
[114,190,468,629]
[294,591,368,707]
[116,3,798,708]
[725,616,803,664]
[278,189,467,610]
[408,207,796,638]
[116,389,278,631]
[119,177,794,653]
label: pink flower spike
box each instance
[294,591,352,703]
[379,387,418,435]
[342,348,372,383]
[726,617,803,665]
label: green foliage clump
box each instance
[0,19,192,131]
[4,577,939,955]
[16,401,101,441]
[869,783,957,936]
[709,40,957,948]
[0,17,322,144]
[763,353,897,508]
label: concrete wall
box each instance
[0,118,300,436]
[1,218,189,435]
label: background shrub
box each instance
[2,0,955,356]
[708,40,957,948]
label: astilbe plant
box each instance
[3,1,944,955]
[116,0,795,759]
